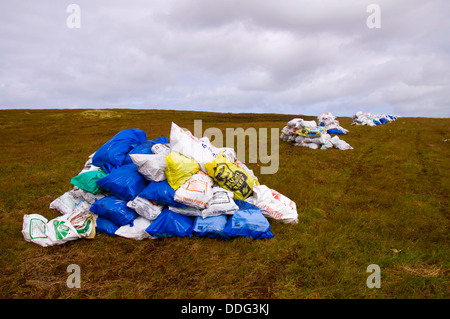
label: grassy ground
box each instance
[0,109,448,299]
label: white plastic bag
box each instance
[319,133,331,144]
[78,153,101,174]
[217,147,237,163]
[305,142,319,149]
[287,118,303,127]
[49,189,84,215]
[78,189,106,204]
[22,210,95,247]
[72,200,91,215]
[321,140,334,150]
[330,136,353,150]
[22,214,55,247]
[251,185,298,224]
[169,122,220,172]
[168,205,204,217]
[130,153,167,182]
[202,186,239,217]
[174,171,214,209]
[127,196,164,221]
[298,120,317,129]
[115,216,154,240]
[151,143,171,155]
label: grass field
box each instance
[0,109,449,299]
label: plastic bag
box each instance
[169,122,220,172]
[130,153,167,182]
[67,209,96,238]
[250,185,298,224]
[317,112,336,125]
[123,136,169,165]
[301,120,317,128]
[72,200,91,216]
[89,196,138,227]
[295,126,313,137]
[151,143,171,155]
[205,154,258,200]
[287,118,303,128]
[165,152,200,190]
[127,196,164,221]
[96,217,119,236]
[22,214,55,247]
[192,215,228,239]
[145,208,194,238]
[327,128,344,135]
[320,140,334,150]
[115,216,153,240]
[330,136,353,150]
[319,133,331,144]
[49,189,85,215]
[236,160,259,183]
[77,188,106,205]
[22,210,95,247]
[306,142,319,149]
[217,147,237,163]
[168,205,204,217]
[138,180,186,208]
[95,164,148,201]
[174,171,214,209]
[92,128,147,173]
[222,200,274,240]
[202,186,238,217]
[307,126,327,138]
[70,169,108,195]
[78,153,101,175]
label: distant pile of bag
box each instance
[352,112,398,126]
[22,123,298,247]
[317,112,349,135]
[280,115,353,150]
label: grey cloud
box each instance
[0,0,449,117]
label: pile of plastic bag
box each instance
[317,112,349,135]
[280,118,353,150]
[351,112,399,126]
[22,123,298,247]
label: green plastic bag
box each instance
[70,169,107,194]
[165,152,200,190]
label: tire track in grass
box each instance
[330,135,378,214]
[411,124,450,243]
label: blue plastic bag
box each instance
[380,117,387,124]
[327,128,343,135]
[223,200,274,240]
[373,120,381,125]
[123,136,169,165]
[145,208,194,238]
[92,128,147,173]
[193,215,228,239]
[139,180,186,208]
[90,196,138,227]
[95,217,119,236]
[96,164,148,201]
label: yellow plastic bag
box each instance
[295,126,312,137]
[165,152,200,190]
[205,154,258,200]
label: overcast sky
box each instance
[0,0,449,117]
